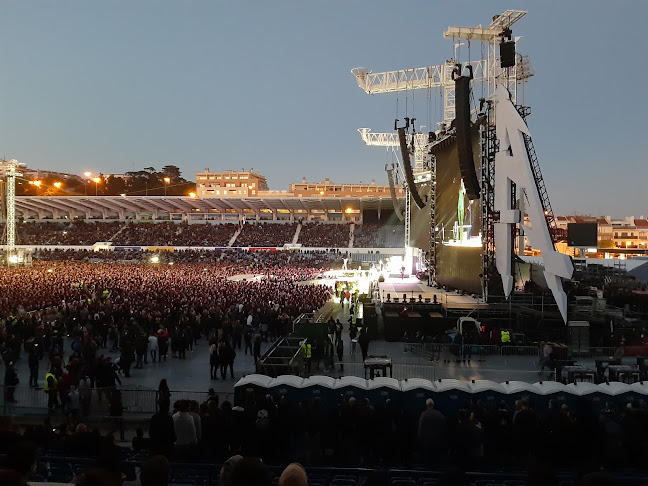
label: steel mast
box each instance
[1,159,24,263]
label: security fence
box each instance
[407,343,623,360]
[0,385,228,417]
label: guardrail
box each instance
[0,385,228,416]
[404,343,631,360]
[337,361,437,381]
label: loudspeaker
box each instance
[398,127,426,209]
[455,75,481,200]
[500,41,516,68]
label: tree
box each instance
[105,175,127,196]
[161,165,182,180]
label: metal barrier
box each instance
[569,347,616,359]
[500,345,541,357]
[337,361,436,381]
[0,385,229,416]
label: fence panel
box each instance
[500,345,540,357]
[337,361,436,381]
[569,347,616,359]
[0,386,229,417]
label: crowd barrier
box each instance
[234,374,648,420]
[0,385,228,416]
[408,343,623,360]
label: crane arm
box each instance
[358,128,428,149]
[352,59,489,95]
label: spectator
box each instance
[140,455,169,486]
[418,398,447,461]
[229,457,272,486]
[278,463,308,486]
[173,400,197,449]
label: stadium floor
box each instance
[12,299,610,395]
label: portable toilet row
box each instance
[234,374,403,410]
[234,375,648,418]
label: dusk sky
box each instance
[1,1,645,218]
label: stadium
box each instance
[1,7,648,486]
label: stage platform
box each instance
[378,276,488,311]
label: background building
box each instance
[289,177,402,198]
[196,169,268,197]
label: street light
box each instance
[92,177,101,196]
[84,172,92,195]
[164,177,170,196]
[29,180,42,194]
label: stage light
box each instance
[150,256,160,263]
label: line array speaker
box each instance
[398,127,426,209]
[454,75,481,200]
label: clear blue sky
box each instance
[1,1,645,218]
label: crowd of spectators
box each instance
[27,249,342,277]
[234,223,297,247]
[0,260,333,321]
[112,222,238,247]
[5,220,409,248]
[0,391,645,485]
[152,393,648,469]
[298,223,350,248]
[0,256,333,428]
[16,221,123,245]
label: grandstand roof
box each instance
[15,195,401,218]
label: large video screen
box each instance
[567,222,598,248]
[433,127,482,294]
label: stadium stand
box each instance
[17,221,123,245]
[298,223,350,248]
[112,222,237,247]
[234,222,297,247]
[353,223,387,248]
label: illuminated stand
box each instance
[493,85,572,321]
[1,159,32,266]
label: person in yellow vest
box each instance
[44,370,59,411]
[301,339,312,374]
[501,330,511,344]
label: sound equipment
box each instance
[500,40,516,68]
[454,75,481,200]
[398,127,426,209]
